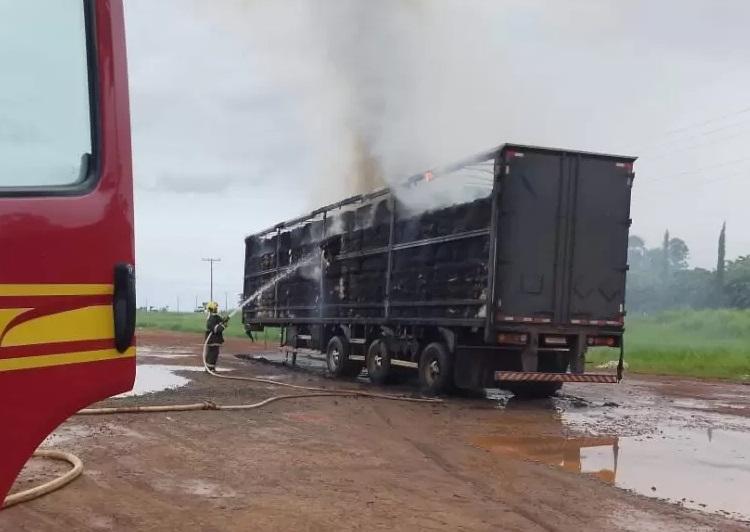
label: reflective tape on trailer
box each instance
[495,371,618,383]
[497,315,552,323]
[571,318,623,326]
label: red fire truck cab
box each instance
[0,0,135,502]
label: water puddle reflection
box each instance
[116,365,205,397]
[473,425,750,521]
[137,346,195,359]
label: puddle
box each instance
[484,388,515,405]
[473,424,750,521]
[43,423,148,446]
[137,346,195,359]
[116,365,205,397]
[43,424,97,446]
[473,434,619,482]
[249,350,328,372]
[139,354,194,360]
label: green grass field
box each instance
[137,309,750,381]
[587,309,750,380]
[136,310,281,342]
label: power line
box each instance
[690,169,750,187]
[630,103,750,155]
[662,105,750,137]
[639,126,750,162]
[702,116,750,136]
[639,155,750,185]
[636,170,748,198]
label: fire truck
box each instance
[0,1,135,502]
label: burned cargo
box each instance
[243,144,635,396]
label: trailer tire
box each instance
[326,336,361,378]
[419,342,453,395]
[367,339,392,385]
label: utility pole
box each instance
[201,257,221,303]
[224,292,228,311]
[176,296,180,313]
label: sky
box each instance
[123,0,750,310]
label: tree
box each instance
[667,237,689,270]
[714,222,727,308]
[626,230,748,311]
[669,268,714,309]
[725,255,750,308]
[717,222,726,288]
[627,233,695,311]
[662,230,670,280]
[628,235,646,270]
[627,233,671,312]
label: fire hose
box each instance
[2,451,83,510]
[4,327,440,509]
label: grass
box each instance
[136,310,281,342]
[137,309,750,381]
[587,309,750,381]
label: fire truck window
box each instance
[0,1,91,188]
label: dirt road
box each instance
[3,330,748,531]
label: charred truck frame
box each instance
[243,144,635,396]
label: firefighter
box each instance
[205,301,229,372]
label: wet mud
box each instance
[3,329,747,531]
[247,344,750,522]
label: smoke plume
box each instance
[190,0,516,207]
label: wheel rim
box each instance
[370,343,386,373]
[426,357,440,384]
[330,348,341,369]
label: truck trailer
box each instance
[242,144,635,396]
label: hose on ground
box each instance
[78,338,441,414]
[204,367,440,403]
[201,332,440,404]
[2,450,83,510]
[4,256,439,509]
[4,390,414,509]
[4,335,439,509]
[78,392,363,415]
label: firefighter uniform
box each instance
[205,302,228,371]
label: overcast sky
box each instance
[124,0,750,310]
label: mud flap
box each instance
[454,349,494,389]
[520,333,539,372]
[569,334,586,374]
[454,346,519,389]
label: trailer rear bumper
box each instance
[495,371,618,383]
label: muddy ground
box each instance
[2,330,749,531]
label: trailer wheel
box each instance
[419,342,453,395]
[366,339,392,385]
[326,336,361,378]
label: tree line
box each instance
[627,223,750,311]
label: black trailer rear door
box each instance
[493,149,561,323]
[493,146,633,326]
[567,155,633,324]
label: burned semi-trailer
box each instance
[242,144,635,396]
